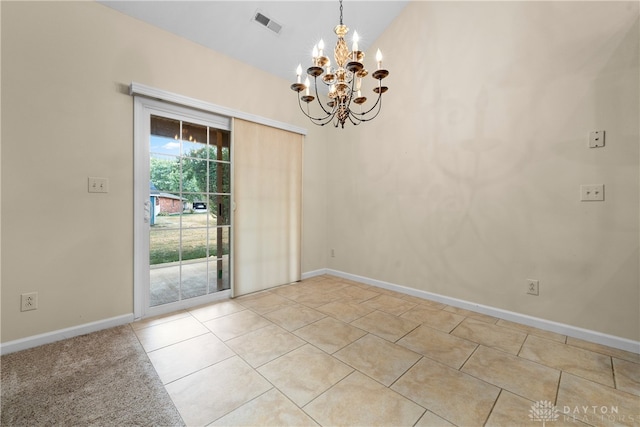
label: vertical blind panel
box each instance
[233,119,303,296]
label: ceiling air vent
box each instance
[254,11,282,35]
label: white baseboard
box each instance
[323,268,640,354]
[0,314,134,356]
[4,269,638,356]
[301,269,328,280]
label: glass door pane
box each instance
[149,115,231,307]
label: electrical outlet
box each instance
[21,292,38,311]
[526,280,539,296]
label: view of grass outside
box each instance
[150,213,229,265]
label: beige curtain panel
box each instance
[233,119,303,297]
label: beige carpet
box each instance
[1,325,184,426]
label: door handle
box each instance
[144,200,150,224]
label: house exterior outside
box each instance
[149,182,186,224]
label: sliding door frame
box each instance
[131,83,306,319]
[134,97,233,319]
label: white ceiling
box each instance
[98,1,409,82]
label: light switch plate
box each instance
[580,184,604,201]
[589,130,605,148]
[88,177,109,193]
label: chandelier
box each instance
[290,0,389,128]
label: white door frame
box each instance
[133,97,233,319]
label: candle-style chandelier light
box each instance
[290,0,389,128]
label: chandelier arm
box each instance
[313,77,336,116]
[345,69,382,125]
[294,76,338,124]
[350,94,382,122]
[350,84,384,117]
[310,112,336,126]
[346,76,362,126]
[296,94,338,126]
[347,114,361,126]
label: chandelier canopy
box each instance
[290,0,389,128]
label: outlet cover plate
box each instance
[21,292,38,311]
[527,280,539,296]
[588,130,605,148]
[580,184,604,201]
[88,177,109,193]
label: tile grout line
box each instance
[370,357,454,427]
[458,343,481,371]
[481,387,503,427]
[207,384,276,425]
[611,356,618,390]
[554,370,563,407]
[298,370,358,426]
[518,336,621,391]
[393,320,422,344]
[388,355,425,389]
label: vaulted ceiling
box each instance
[99,1,409,82]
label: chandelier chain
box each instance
[339,0,343,25]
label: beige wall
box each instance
[2,1,639,345]
[0,1,326,342]
[328,1,639,341]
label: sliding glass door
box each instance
[134,93,304,317]
[135,98,232,317]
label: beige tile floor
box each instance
[131,275,640,427]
